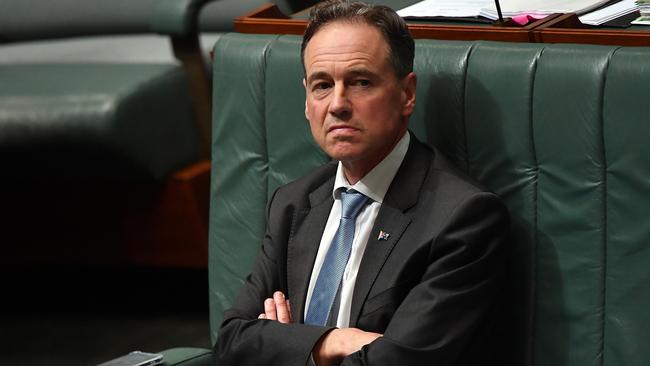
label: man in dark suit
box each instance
[214,1,509,365]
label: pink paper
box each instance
[511,13,548,25]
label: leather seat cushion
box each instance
[0,62,199,180]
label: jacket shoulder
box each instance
[272,161,337,207]
[420,145,505,221]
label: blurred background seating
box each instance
[0,1,314,364]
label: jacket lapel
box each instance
[287,177,335,323]
[349,205,411,326]
[349,135,433,326]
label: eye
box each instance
[353,79,371,87]
[312,81,332,92]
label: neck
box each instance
[341,162,372,186]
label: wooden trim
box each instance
[171,35,212,160]
[235,17,307,35]
[236,4,650,47]
[534,13,650,46]
[3,161,211,268]
[538,13,589,29]
[121,160,211,269]
[235,4,562,42]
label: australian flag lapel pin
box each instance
[378,230,390,241]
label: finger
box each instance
[258,313,267,319]
[264,298,277,320]
[287,299,293,322]
[273,291,291,323]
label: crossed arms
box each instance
[259,290,382,366]
[214,184,509,366]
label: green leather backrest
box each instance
[0,0,155,42]
[0,0,317,42]
[210,33,650,366]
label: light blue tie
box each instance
[305,189,369,326]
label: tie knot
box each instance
[340,190,369,219]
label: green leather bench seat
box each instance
[0,35,206,63]
[0,0,210,181]
[160,348,213,366]
[0,0,310,181]
[208,34,650,366]
[0,61,198,180]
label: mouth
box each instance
[328,124,359,133]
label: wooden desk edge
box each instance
[533,13,650,46]
[234,4,563,42]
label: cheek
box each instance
[308,119,320,138]
[381,92,406,120]
[359,95,400,122]
[305,98,315,116]
[306,101,326,126]
[306,109,327,146]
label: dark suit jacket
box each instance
[214,134,509,366]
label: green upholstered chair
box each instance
[0,0,279,267]
[200,33,650,366]
[0,0,270,175]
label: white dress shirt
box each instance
[304,132,410,328]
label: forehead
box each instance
[303,21,390,73]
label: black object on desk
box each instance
[494,0,505,22]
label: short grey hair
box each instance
[300,0,415,79]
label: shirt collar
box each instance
[333,132,410,203]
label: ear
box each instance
[400,72,417,117]
[303,78,309,119]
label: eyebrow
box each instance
[306,68,377,85]
[306,71,330,86]
[346,68,375,79]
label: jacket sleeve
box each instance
[343,192,509,366]
[213,187,335,366]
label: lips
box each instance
[328,124,359,133]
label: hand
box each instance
[313,328,382,366]
[258,291,293,323]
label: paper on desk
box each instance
[480,0,613,19]
[579,0,638,25]
[397,0,491,18]
[632,16,650,24]
[633,0,650,24]
[398,0,614,20]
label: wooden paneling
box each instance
[235,4,559,42]
[235,4,650,47]
[534,13,650,46]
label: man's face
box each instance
[303,21,416,172]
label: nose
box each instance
[328,83,351,120]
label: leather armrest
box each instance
[159,347,212,366]
[152,0,217,36]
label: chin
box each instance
[327,150,364,163]
[327,149,354,160]
[323,141,346,155]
